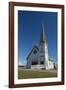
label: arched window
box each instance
[33,49,37,54]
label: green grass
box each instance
[18,69,57,79]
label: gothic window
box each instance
[33,49,37,54]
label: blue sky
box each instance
[18,10,57,65]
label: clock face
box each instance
[33,49,37,54]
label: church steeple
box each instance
[39,23,46,44]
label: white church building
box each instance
[26,24,54,70]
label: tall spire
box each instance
[39,23,46,44]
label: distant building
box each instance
[18,65,26,69]
[26,23,55,70]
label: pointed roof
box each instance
[39,23,46,44]
[26,46,39,60]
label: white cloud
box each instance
[18,60,26,65]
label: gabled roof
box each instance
[26,46,39,60]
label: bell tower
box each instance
[38,23,49,69]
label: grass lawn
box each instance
[18,69,57,79]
